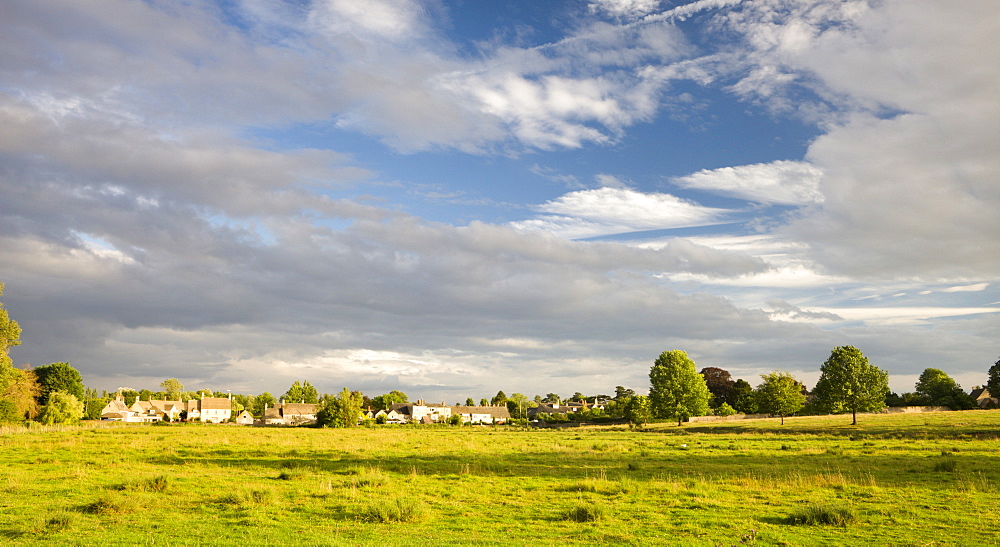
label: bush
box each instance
[562,503,604,522]
[714,403,738,416]
[788,503,857,526]
[361,497,425,523]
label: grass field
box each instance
[2,411,999,545]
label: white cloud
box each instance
[589,0,662,19]
[513,187,731,239]
[673,160,824,205]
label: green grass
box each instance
[0,411,999,545]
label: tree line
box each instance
[2,282,998,427]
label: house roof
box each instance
[971,387,991,400]
[281,403,316,416]
[199,397,231,410]
[452,405,511,418]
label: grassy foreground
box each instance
[2,411,999,546]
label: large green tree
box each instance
[0,282,20,375]
[914,368,976,410]
[38,391,84,425]
[371,390,408,411]
[812,346,889,425]
[648,350,711,426]
[755,371,806,425]
[33,362,85,405]
[317,388,364,427]
[283,380,320,404]
[160,379,184,400]
[987,357,1000,403]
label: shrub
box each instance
[788,503,857,526]
[934,458,958,473]
[562,503,604,522]
[361,497,425,523]
[714,403,738,417]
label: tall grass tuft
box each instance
[360,497,426,523]
[933,458,958,472]
[788,503,857,526]
[83,493,138,515]
[562,503,604,522]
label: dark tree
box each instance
[987,357,1000,404]
[491,390,508,406]
[33,362,85,405]
[614,386,636,400]
[699,367,735,407]
[726,379,758,414]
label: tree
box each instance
[914,368,976,410]
[987,357,1000,403]
[37,391,84,425]
[479,398,489,407]
[491,390,508,407]
[812,346,889,425]
[0,282,21,375]
[755,371,807,425]
[543,393,562,404]
[160,379,184,400]
[614,386,636,400]
[371,390,408,411]
[317,388,364,427]
[506,393,529,420]
[283,380,320,404]
[726,379,757,414]
[570,392,585,403]
[33,362,85,405]
[648,350,711,426]
[465,397,475,406]
[623,395,652,427]
[0,367,41,423]
[699,367,735,407]
[251,392,276,417]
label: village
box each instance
[98,394,616,426]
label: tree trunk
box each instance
[851,409,857,425]
[678,416,682,426]
[780,414,785,425]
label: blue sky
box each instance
[1,0,998,401]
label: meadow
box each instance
[1,411,999,546]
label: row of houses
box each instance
[100,394,239,423]
[99,396,512,426]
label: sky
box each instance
[2,0,998,402]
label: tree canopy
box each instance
[283,380,319,404]
[987,357,1000,404]
[914,368,976,410]
[755,371,806,424]
[648,350,711,426]
[33,362,85,405]
[726,379,757,414]
[317,388,363,427]
[160,379,184,400]
[371,390,408,411]
[699,367,735,407]
[38,390,84,425]
[812,346,889,425]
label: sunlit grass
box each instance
[0,411,998,544]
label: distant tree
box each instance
[506,393,530,420]
[0,367,41,423]
[714,402,737,417]
[726,379,757,414]
[623,395,652,427]
[699,367,735,408]
[317,388,364,428]
[371,390,408,411]
[283,380,320,404]
[533,394,543,404]
[885,392,925,407]
[479,398,489,407]
[812,346,889,425]
[614,386,636,400]
[570,392,585,403]
[755,371,807,425]
[0,282,21,376]
[543,393,561,404]
[491,391,508,407]
[914,368,977,410]
[34,363,84,405]
[465,397,475,406]
[649,350,711,426]
[251,392,277,417]
[986,357,1000,403]
[160,379,184,400]
[38,391,84,425]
